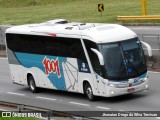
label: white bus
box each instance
[5,19,152,101]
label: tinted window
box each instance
[84,40,102,75]
[99,37,147,80]
[6,34,87,63]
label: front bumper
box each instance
[105,79,149,97]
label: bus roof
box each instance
[6,19,137,43]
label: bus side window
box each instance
[84,40,102,76]
[46,37,87,63]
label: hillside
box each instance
[0,0,160,24]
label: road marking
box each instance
[155,117,160,119]
[0,108,9,111]
[152,49,160,51]
[0,57,7,59]
[7,92,25,96]
[148,71,160,74]
[96,106,110,110]
[36,96,57,101]
[143,48,159,51]
[69,102,90,107]
[118,110,125,111]
[36,117,53,120]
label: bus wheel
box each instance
[85,83,95,101]
[28,75,38,93]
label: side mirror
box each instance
[91,48,104,66]
[140,41,152,57]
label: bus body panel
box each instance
[5,20,150,98]
[9,51,94,94]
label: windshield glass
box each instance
[99,37,147,80]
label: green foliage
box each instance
[0,117,37,120]
[0,0,160,24]
[0,0,78,8]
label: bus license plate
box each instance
[127,88,134,93]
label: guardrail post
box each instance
[47,110,52,120]
[0,27,2,52]
[17,105,24,113]
[141,0,147,16]
[158,35,160,52]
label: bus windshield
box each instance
[99,37,147,80]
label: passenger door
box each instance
[83,40,106,95]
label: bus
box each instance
[5,19,152,101]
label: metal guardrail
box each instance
[138,34,160,71]
[117,15,160,22]
[0,27,6,57]
[0,101,93,120]
[139,34,160,53]
[0,43,6,57]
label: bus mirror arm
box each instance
[140,41,152,57]
[91,48,104,66]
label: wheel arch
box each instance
[27,73,32,86]
[26,71,39,87]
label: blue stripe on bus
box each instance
[14,52,67,91]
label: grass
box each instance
[0,0,160,24]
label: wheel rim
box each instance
[86,86,93,99]
[30,79,35,91]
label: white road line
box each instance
[0,108,9,111]
[36,117,46,120]
[69,102,90,107]
[96,106,110,110]
[0,57,7,59]
[36,117,53,120]
[144,48,159,51]
[155,117,160,119]
[118,110,125,111]
[36,96,57,101]
[148,71,160,74]
[152,49,160,51]
[7,92,25,96]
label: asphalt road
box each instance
[0,58,160,120]
[129,26,160,55]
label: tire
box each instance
[28,75,38,93]
[84,83,95,101]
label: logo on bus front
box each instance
[42,57,61,78]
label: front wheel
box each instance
[85,83,95,101]
[28,75,38,93]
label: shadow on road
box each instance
[19,86,148,103]
[99,93,147,103]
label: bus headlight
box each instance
[110,90,115,94]
[145,84,149,89]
